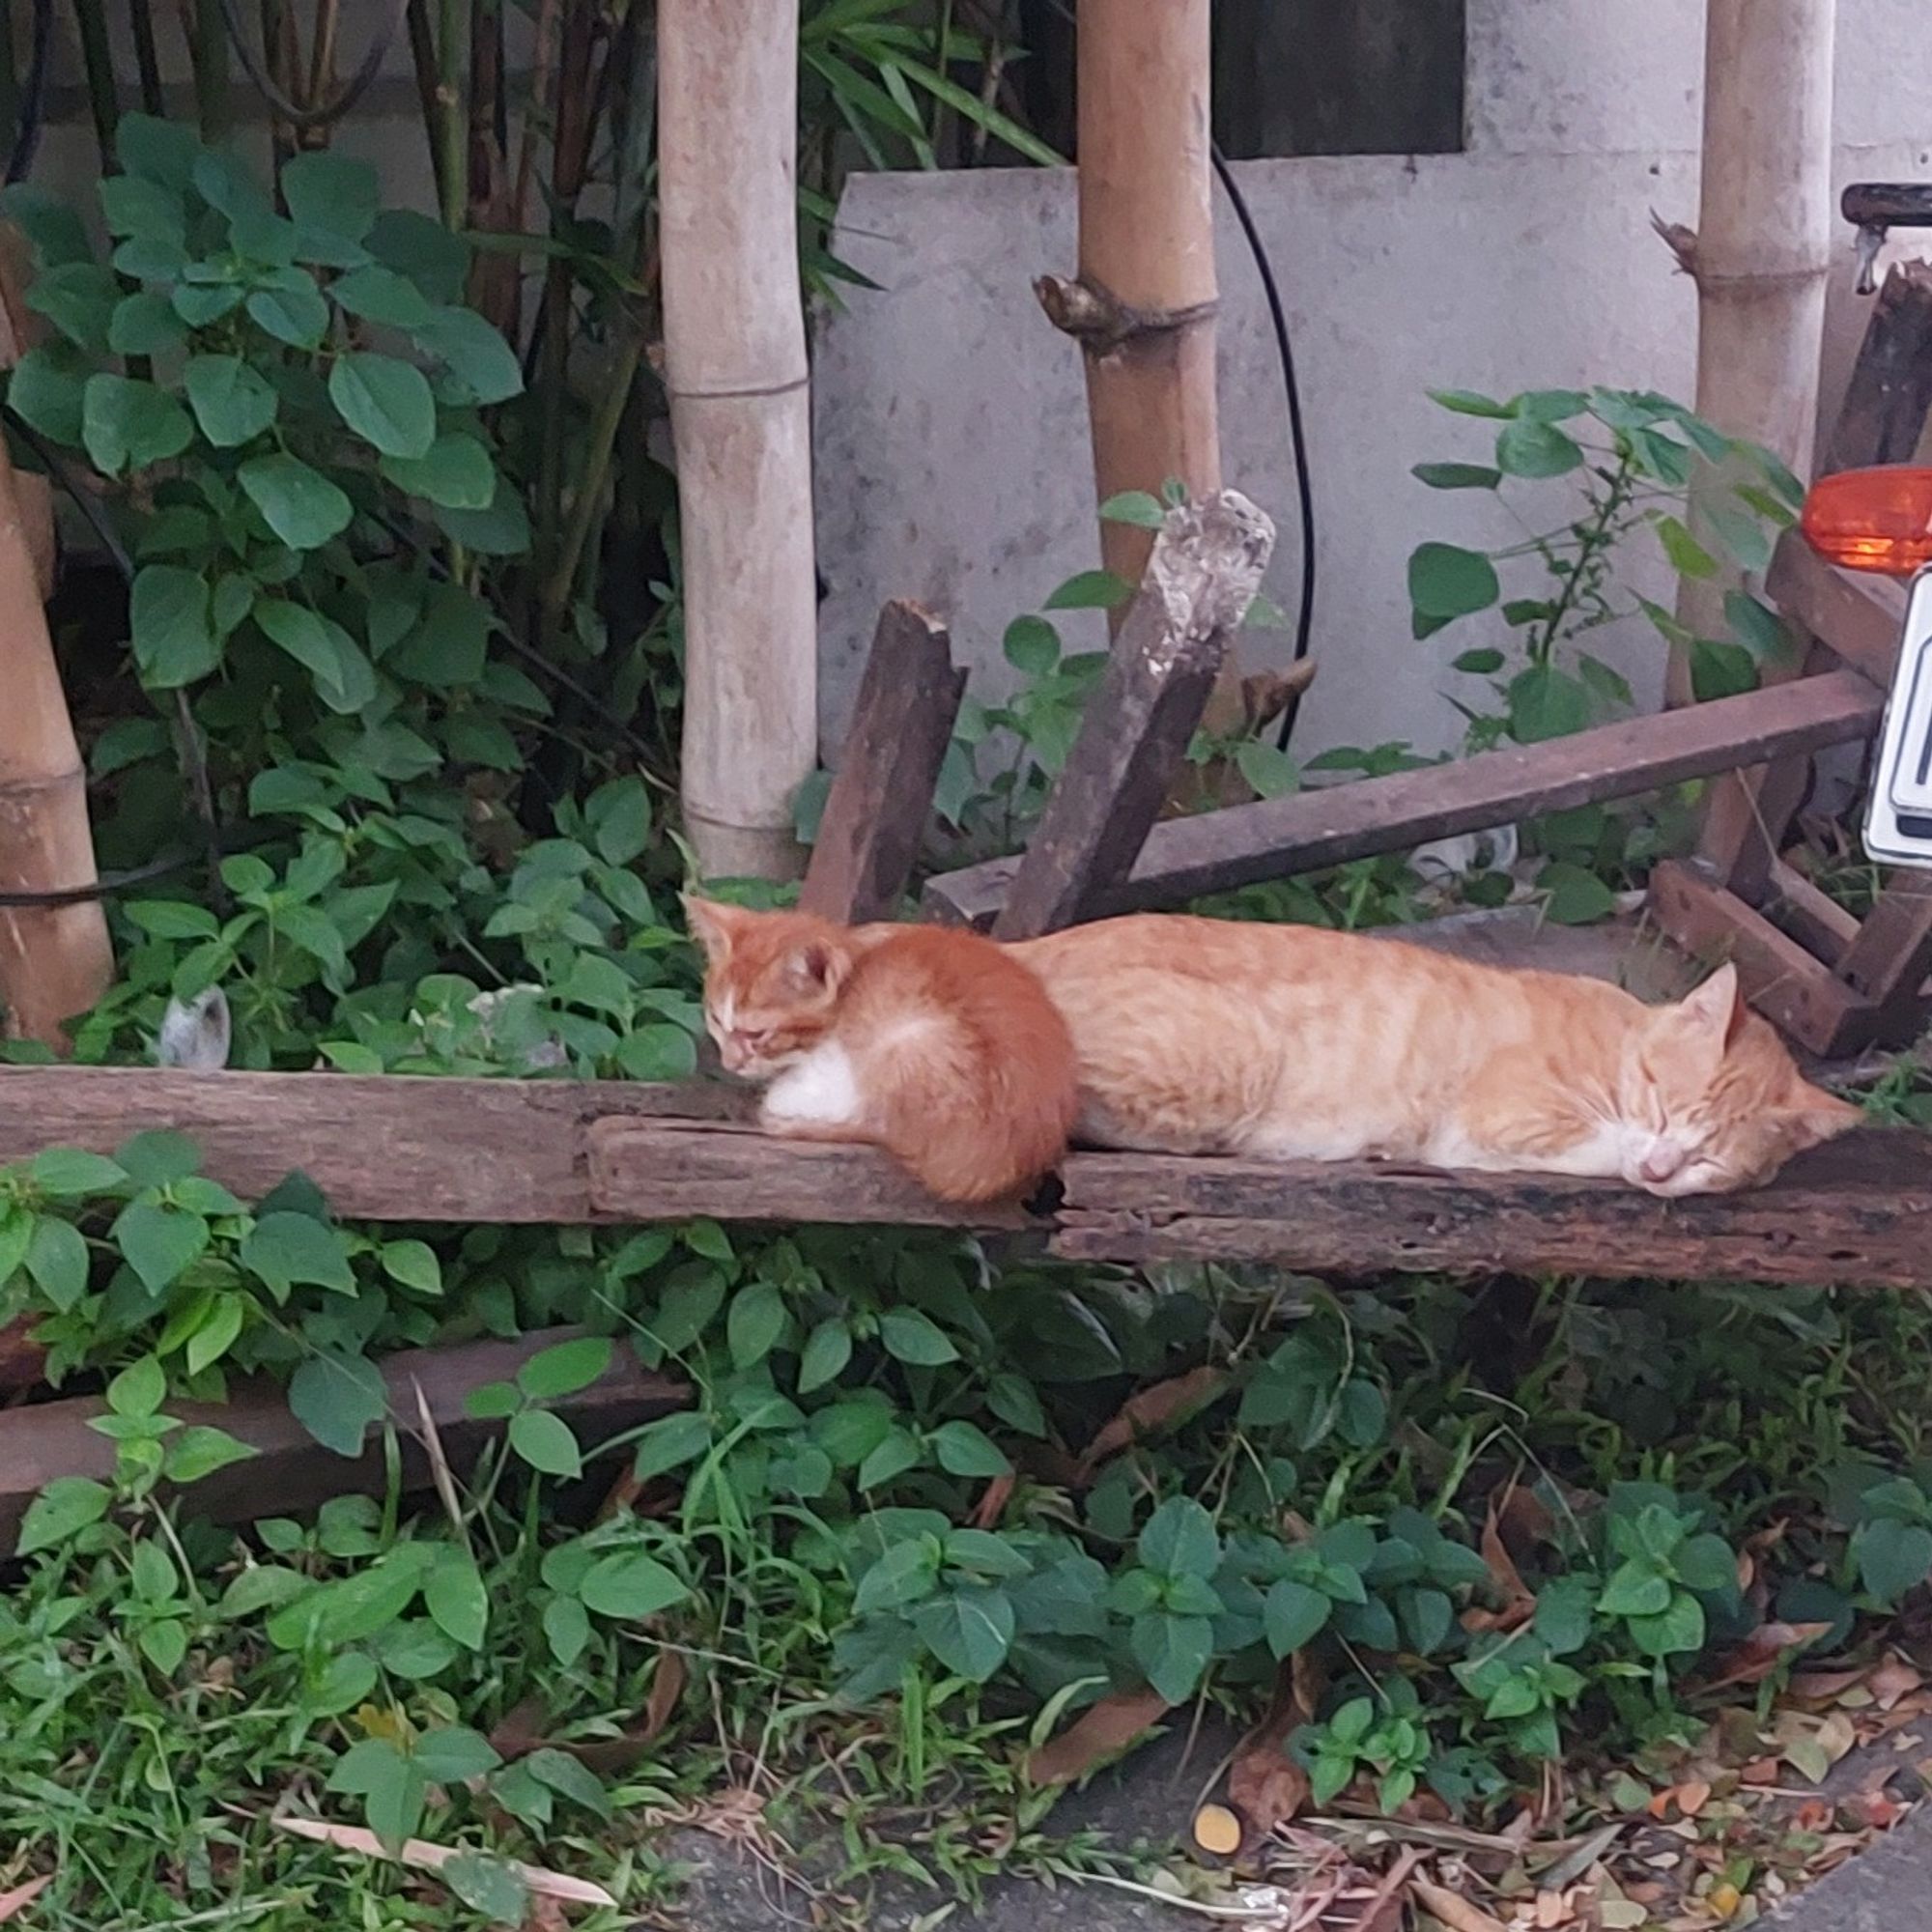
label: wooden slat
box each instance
[1052,1128,1932,1291]
[0,1067,749,1221]
[1647,859,1880,1056]
[1765,859,1861,966]
[1835,868,1932,1028]
[1763,532,1904,689]
[799,599,964,923]
[0,1329,685,1558]
[923,669,1886,927]
[992,490,1274,939]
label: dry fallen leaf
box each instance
[0,1877,50,1923]
[1025,1685,1170,1786]
[1462,1490,1536,1635]
[1699,1622,1832,1694]
[970,1473,1015,1530]
[1707,1879,1744,1920]
[1076,1368,1227,1480]
[1227,1740,1311,1838]
[1409,1875,1508,1932]
[1870,1656,1924,1711]
[270,1816,615,1907]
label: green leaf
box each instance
[164,1424,257,1485]
[117,1129,200,1188]
[7,344,86,443]
[242,1210,355,1296]
[508,1407,583,1478]
[858,1427,923,1491]
[1408,542,1500,621]
[184,1291,246,1374]
[1138,1496,1221,1579]
[30,1146,125,1199]
[412,1724,500,1783]
[1335,1378,1388,1448]
[82,374,193,476]
[631,1409,711,1484]
[282,151,380,242]
[855,1537,942,1613]
[441,1852,529,1926]
[1412,462,1501,491]
[1003,614,1061,675]
[115,113,198,188]
[526,1747,612,1817]
[930,1419,1011,1478]
[244,275,330,349]
[433,476,530,556]
[331,263,435,327]
[914,1584,1014,1681]
[1495,418,1583,478]
[1099,489,1167,527]
[183,354,278,447]
[0,185,93,267]
[172,282,244,327]
[1428,387,1516,418]
[1724,589,1792,663]
[240,453,353,550]
[1130,1609,1213,1704]
[1508,664,1592,743]
[1690,637,1758,702]
[107,1354,166,1418]
[424,1547,490,1649]
[415,304,525,404]
[1043,569,1136,611]
[580,1549,688,1620]
[1538,860,1617,927]
[1656,514,1719,580]
[1517,387,1590,422]
[1235,739,1299,800]
[329,352,437,460]
[1628,1589,1707,1658]
[380,431,497,510]
[1264,1577,1332,1657]
[1399,1585,1456,1655]
[107,291,187,356]
[1855,1519,1932,1605]
[24,1214,90,1311]
[16,1474,111,1554]
[113,1200,209,1292]
[727,1281,787,1370]
[1598,1560,1673,1618]
[1673,1533,1739,1594]
[798,1318,853,1395]
[288,1350,387,1457]
[518,1336,612,1401]
[129,565,220,688]
[253,598,377,713]
[1452,647,1504,675]
[380,1238,441,1296]
[878,1308,957,1365]
[27,262,120,352]
[543,1593,591,1666]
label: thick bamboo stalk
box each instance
[1037,0,1227,694]
[0,427,112,1048]
[659,0,816,881]
[1664,0,1836,706]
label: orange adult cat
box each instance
[684,898,1077,1204]
[1007,915,1859,1196]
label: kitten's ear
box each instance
[782,937,851,999]
[681,893,744,961]
[1785,1087,1862,1153]
[1658,962,1745,1076]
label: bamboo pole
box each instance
[659,0,817,881]
[1663,0,1836,706]
[1037,0,1235,721]
[0,430,113,1047]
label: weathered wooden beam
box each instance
[0,1329,686,1558]
[1763,531,1903,690]
[924,669,1885,928]
[0,1067,749,1221]
[799,600,965,924]
[992,490,1274,940]
[1051,1127,1932,1291]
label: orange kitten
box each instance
[1007,915,1860,1197]
[684,898,1078,1204]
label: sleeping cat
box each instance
[683,897,1077,1204]
[1006,915,1860,1196]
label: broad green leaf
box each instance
[1099,489,1166,527]
[252,598,377,713]
[433,478,530,556]
[855,1537,942,1613]
[108,291,187,356]
[172,282,244,327]
[416,304,525,404]
[239,453,353,549]
[328,352,437,459]
[1724,589,1793,663]
[424,1547,490,1649]
[727,1281,787,1369]
[1690,637,1757,702]
[331,263,435,327]
[526,1747,611,1817]
[31,1147,126,1198]
[1452,647,1504,675]
[116,1130,200,1189]
[1627,1589,1707,1658]
[1516,387,1590,422]
[1408,542,1499,621]
[579,1549,687,1621]
[282,151,380,242]
[858,1426,923,1491]
[914,1583,1014,1681]
[1656,514,1719,580]
[1236,739,1299,800]
[245,275,329,349]
[380,1238,441,1296]
[878,1308,957,1366]
[112,1200,209,1293]
[164,1424,257,1485]
[930,1419,1010,1479]
[27,262,120,352]
[287,1350,387,1457]
[25,1213,90,1311]
[115,112,198,189]
[1003,614,1060,675]
[514,1335,611,1402]
[1496,417,1582,478]
[0,185,92,267]
[16,1475,111,1554]
[129,565,220,688]
[1855,1518,1932,1605]
[412,1724,500,1783]
[7,344,86,443]
[1507,664,1592,743]
[184,1291,246,1374]
[543,1593,591,1666]
[1538,860,1617,926]
[441,1852,528,1927]
[1138,1497,1221,1580]
[798,1318,853,1395]
[631,1409,711,1483]
[1043,569,1135,611]
[380,431,497,510]
[1598,1560,1673,1618]
[1130,1608,1213,1704]
[242,1210,355,1295]
[1399,1585,1456,1655]
[1427,387,1515,418]
[1263,1577,1331,1657]
[508,1407,583,1479]
[184,354,278,447]
[82,374,193,476]
[1412,461,1501,491]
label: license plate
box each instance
[1865,567,1932,867]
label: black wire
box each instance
[4,0,52,185]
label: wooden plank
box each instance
[1052,1128,1932,1291]
[924,669,1885,927]
[1836,868,1932,1028]
[0,1067,749,1221]
[1820,258,1932,476]
[0,1329,686,1558]
[1763,532,1904,689]
[991,490,1274,940]
[1647,859,1879,1056]
[1765,859,1861,966]
[798,600,965,924]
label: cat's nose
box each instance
[1639,1148,1685,1184]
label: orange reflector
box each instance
[1803,465,1932,576]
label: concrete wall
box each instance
[813,0,1932,764]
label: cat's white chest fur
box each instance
[763,1040,864,1129]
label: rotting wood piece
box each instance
[0,1066,752,1220]
[0,1328,686,1559]
[924,669,1885,928]
[1049,1127,1932,1292]
[992,490,1275,940]
[799,601,964,925]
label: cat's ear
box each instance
[781,937,851,1000]
[681,893,744,961]
[1657,962,1745,1074]
[1785,1086,1862,1153]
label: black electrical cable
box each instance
[5,0,53,186]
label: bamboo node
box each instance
[1034,273,1219,356]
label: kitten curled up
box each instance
[683,898,1078,1205]
[1006,915,1860,1198]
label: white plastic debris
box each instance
[156,986,231,1069]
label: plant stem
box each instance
[70,0,120,169]
[183,0,231,137]
[1531,456,1634,668]
[434,0,469,229]
[129,0,166,117]
[543,332,643,637]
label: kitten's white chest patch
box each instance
[763,1040,863,1128]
